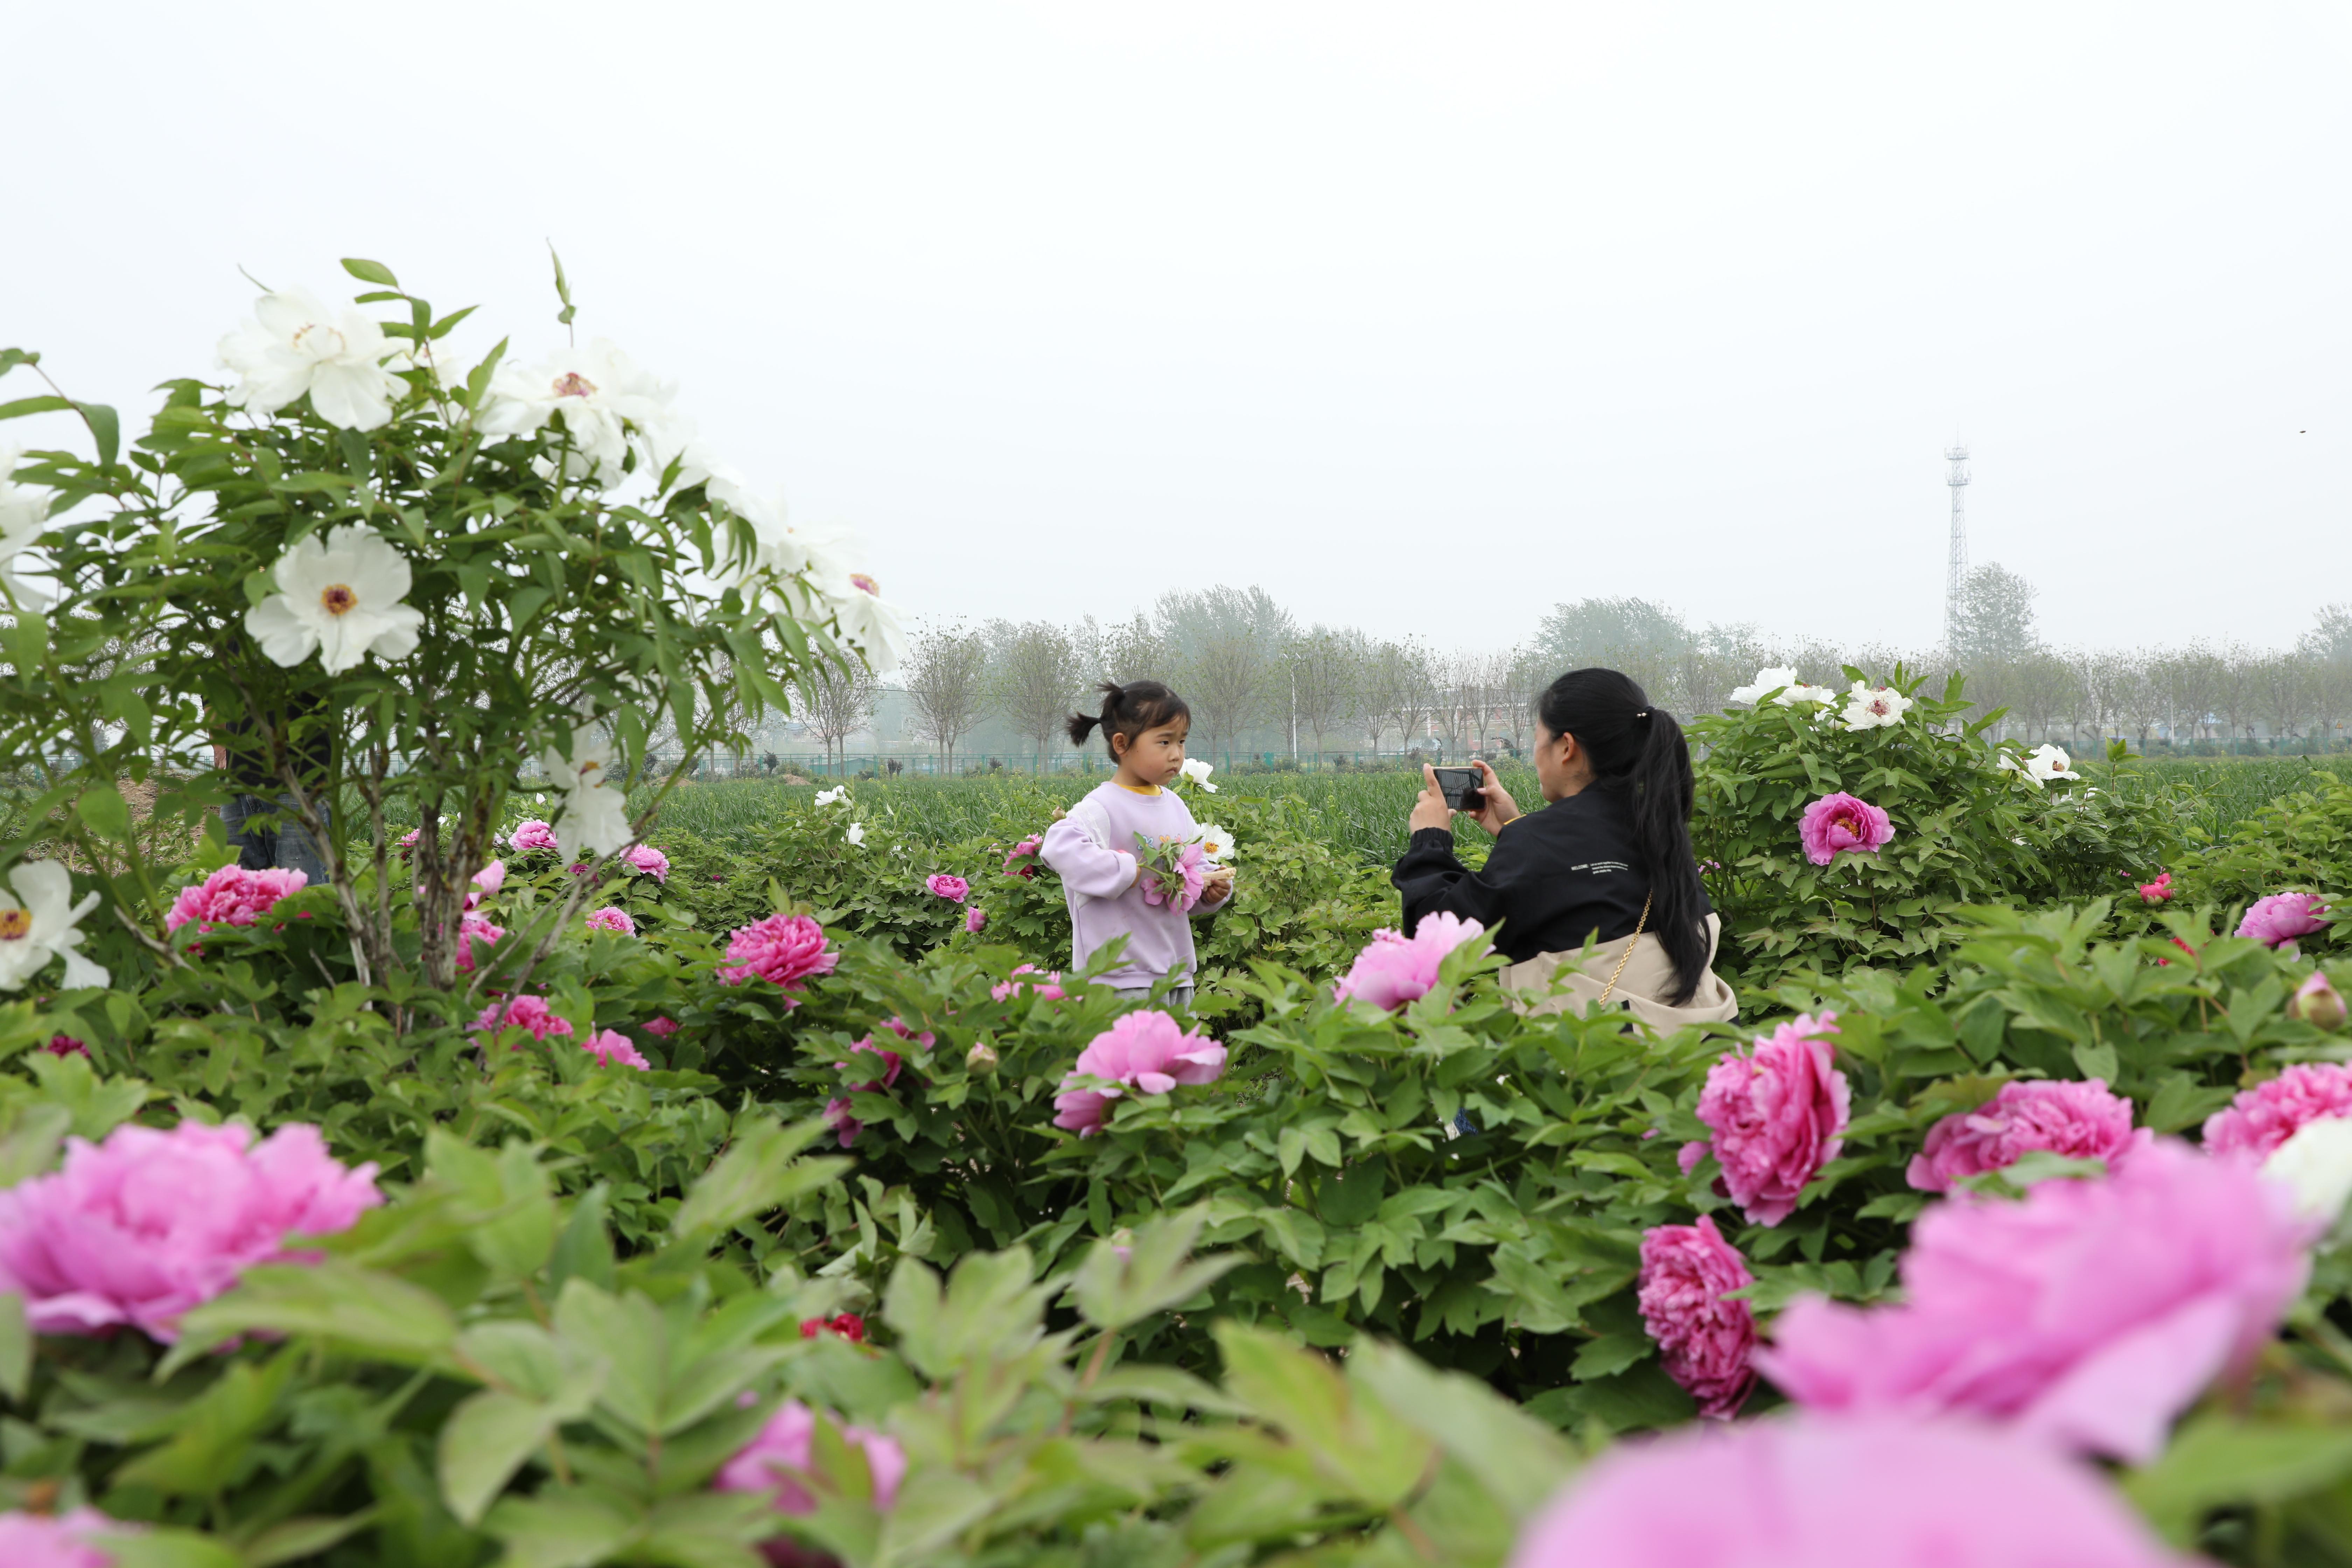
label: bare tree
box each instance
[902,622,989,773]
[797,657,879,775]
[1158,586,1293,763]
[1285,627,1366,763]
[987,621,1087,772]
[1363,638,1436,757]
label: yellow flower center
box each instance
[0,909,28,941]
[578,760,602,779]
[320,583,358,616]
[553,372,597,399]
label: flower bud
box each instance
[2289,971,2347,1031]
[965,1042,999,1073]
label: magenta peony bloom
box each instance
[584,906,636,936]
[1637,1216,1756,1419]
[1505,1415,2186,1568]
[2290,970,2347,1030]
[1679,1013,1849,1226]
[0,1506,124,1567]
[992,964,1066,1002]
[2137,871,2175,903]
[1140,841,1209,911]
[837,1042,904,1091]
[1758,1139,2313,1462]
[397,828,420,853]
[965,905,987,934]
[1003,834,1043,877]
[1798,792,1894,867]
[876,1016,935,1050]
[1053,1010,1228,1137]
[0,1120,380,1342]
[453,914,505,974]
[580,1028,650,1070]
[644,1016,680,1037]
[2239,892,2330,954]
[2203,1061,2352,1158]
[1333,912,1486,1010]
[508,819,559,852]
[717,913,838,991]
[45,1034,88,1058]
[472,994,575,1044]
[925,873,970,903]
[824,1096,863,1148]
[166,865,307,935]
[622,844,670,883]
[1907,1079,2146,1192]
[718,1399,905,1518]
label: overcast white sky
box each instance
[8,2,2349,653]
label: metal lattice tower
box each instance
[1943,443,1971,650]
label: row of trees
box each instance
[857,568,2352,769]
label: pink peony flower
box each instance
[165,865,307,935]
[584,906,636,936]
[1140,841,1209,911]
[1798,792,1894,867]
[464,860,505,909]
[1907,1079,2146,1192]
[824,1097,863,1148]
[718,1399,905,1518]
[622,844,670,883]
[1003,834,1042,877]
[508,819,559,851]
[453,914,505,974]
[1505,1415,2187,1568]
[838,1042,904,1091]
[644,1016,680,1037]
[992,964,1066,1002]
[1636,1216,1757,1419]
[877,1016,936,1050]
[0,1506,125,1568]
[965,905,987,934]
[717,914,838,991]
[472,994,575,1044]
[1053,1010,1227,1136]
[1333,912,1486,1010]
[2203,1061,2352,1158]
[1757,1139,2314,1462]
[580,1028,650,1070]
[1678,1013,1849,1226]
[800,1312,866,1342]
[2137,871,2175,903]
[45,1034,88,1058]
[0,1120,380,1342]
[2290,971,2347,1030]
[2239,892,2330,954]
[397,828,420,854]
[925,873,970,903]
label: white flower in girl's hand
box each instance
[1179,759,1217,793]
[1192,823,1236,863]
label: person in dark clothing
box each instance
[214,696,335,884]
[1392,667,1737,1024]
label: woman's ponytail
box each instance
[1536,670,1709,1004]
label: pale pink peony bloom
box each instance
[1139,841,1208,911]
[0,1506,125,1568]
[1333,911,1486,1010]
[876,1016,935,1050]
[2290,971,2347,1030]
[2137,871,2175,903]
[1758,1139,2314,1462]
[622,844,670,883]
[717,913,838,991]
[0,1120,380,1342]
[508,819,559,852]
[1636,1216,1756,1419]
[824,1096,863,1148]
[453,915,505,974]
[1003,834,1043,877]
[925,872,970,903]
[1679,1013,1849,1226]
[2239,892,2330,954]
[467,859,505,907]
[1798,792,1894,867]
[472,994,575,1044]
[397,828,420,854]
[1053,1010,1228,1137]
[644,1016,680,1037]
[965,905,987,934]
[166,865,307,934]
[580,1029,650,1070]
[584,906,637,936]
[1907,1079,2146,1192]
[2203,1062,2352,1158]
[1505,1415,2187,1568]
[993,964,1066,1002]
[718,1399,906,1518]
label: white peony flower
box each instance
[1180,759,1218,793]
[845,821,867,846]
[824,571,908,677]
[1727,667,1799,707]
[814,786,848,807]
[542,726,634,861]
[218,289,406,431]
[2263,1114,2352,1231]
[477,339,682,486]
[2024,743,2081,784]
[1192,822,1236,863]
[0,860,107,991]
[1839,681,1913,732]
[0,444,51,607]
[1782,683,1841,707]
[244,524,425,676]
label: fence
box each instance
[638,746,1504,782]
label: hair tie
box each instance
[1635,709,1652,720]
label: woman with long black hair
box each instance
[1392,667,1737,1026]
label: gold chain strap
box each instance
[1595,893,1653,1008]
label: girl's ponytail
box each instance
[1068,680,1193,759]
[1065,682,1122,747]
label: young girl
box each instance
[1040,681,1236,1007]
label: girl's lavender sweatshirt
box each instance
[1039,780,1223,987]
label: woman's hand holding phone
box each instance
[1468,760,1520,834]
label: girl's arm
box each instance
[1041,815,1138,898]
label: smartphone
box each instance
[1432,766,1485,812]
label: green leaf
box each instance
[115,1355,298,1494]
[243,1512,379,1567]
[438,1389,560,1526]
[76,782,132,843]
[1569,1331,1652,1381]
[89,1529,245,1568]
[0,1292,26,1402]
[1212,1321,1434,1508]
[79,402,119,469]
[2124,1413,2352,1545]
[549,243,578,327]
[1347,1339,1579,1518]
[170,1261,457,1372]
[342,257,400,288]
[668,1117,840,1242]
[1071,1206,1245,1332]
[0,395,73,422]
[484,1489,636,1568]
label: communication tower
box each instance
[1944,444,1970,649]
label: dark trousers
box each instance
[222,794,331,885]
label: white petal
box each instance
[245,596,320,668]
